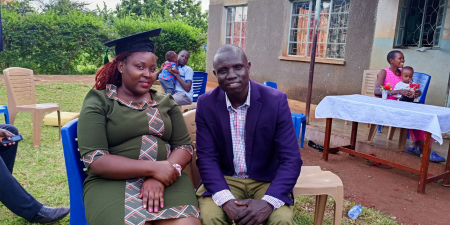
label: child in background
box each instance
[393,66,418,102]
[395,67,446,162]
[158,51,178,94]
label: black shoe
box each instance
[308,140,324,152]
[29,205,70,224]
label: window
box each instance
[395,0,447,48]
[288,0,350,60]
[225,5,248,49]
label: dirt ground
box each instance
[301,146,450,225]
[4,75,449,225]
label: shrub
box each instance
[112,15,206,67]
[0,1,112,74]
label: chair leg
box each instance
[300,120,306,148]
[57,110,61,140]
[367,124,377,143]
[9,110,18,125]
[313,195,327,225]
[4,110,10,124]
[387,127,396,140]
[32,110,44,147]
[398,128,408,152]
[333,188,344,225]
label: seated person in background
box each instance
[195,44,302,225]
[393,66,418,102]
[0,125,70,224]
[172,50,194,106]
[375,50,445,162]
[157,51,179,95]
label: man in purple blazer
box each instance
[195,44,302,225]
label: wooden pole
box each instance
[305,0,321,124]
[305,23,318,124]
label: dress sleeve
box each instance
[166,96,193,156]
[77,89,110,170]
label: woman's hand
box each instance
[151,161,178,186]
[140,178,165,213]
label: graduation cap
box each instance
[103,28,162,62]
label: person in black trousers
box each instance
[0,124,70,224]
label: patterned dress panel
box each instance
[172,145,194,155]
[82,150,109,169]
[146,107,165,137]
[102,84,199,224]
[125,176,199,225]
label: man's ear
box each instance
[213,70,217,77]
[247,61,251,71]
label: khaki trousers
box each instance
[196,176,295,225]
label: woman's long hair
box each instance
[93,52,131,90]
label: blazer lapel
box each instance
[245,80,262,169]
[216,89,234,168]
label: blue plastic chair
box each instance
[291,113,306,148]
[412,72,431,104]
[192,72,208,102]
[263,81,305,147]
[264,81,277,89]
[61,118,88,225]
[0,105,10,124]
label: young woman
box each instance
[78,29,201,225]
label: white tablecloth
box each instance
[315,95,450,144]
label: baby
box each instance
[393,66,418,102]
[158,51,179,95]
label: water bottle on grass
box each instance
[348,205,362,219]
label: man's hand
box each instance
[234,199,274,225]
[0,128,15,146]
[222,199,248,223]
[167,67,181,79]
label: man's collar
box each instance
[225,83,251,110]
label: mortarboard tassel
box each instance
[103,49,109,65]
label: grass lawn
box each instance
[0,82,399,224]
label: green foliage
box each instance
[112,15,206,66]
[116,0,208,32]
[0,0,113,74]
[189,49,207,71]
[0,0,207,74]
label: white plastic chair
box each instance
[294,166,344,225]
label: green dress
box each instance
[77,84,199,225]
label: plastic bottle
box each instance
[348,205,362,219]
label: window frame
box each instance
[394,0,448,49]
[224,5,248,49]
[286,0,350,60]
